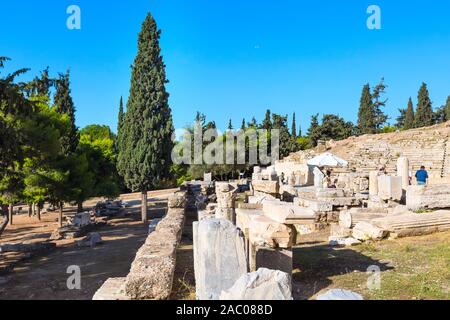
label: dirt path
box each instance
[0,190,174,300]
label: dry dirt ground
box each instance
[0,189,176,300]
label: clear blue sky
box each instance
[1,0,450,133]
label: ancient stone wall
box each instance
[283,121,450,184]
[93,190,187,300]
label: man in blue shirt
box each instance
[415,166,429,186]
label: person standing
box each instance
[415,166,429,186]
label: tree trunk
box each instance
[0,207,9,238]
[59,203,64,228]
[141,190,148,223]
[8,204,13,226]
[28,204,32,217]
[77,202,83,213]
[37,205,41,221]
[32,203,36,216]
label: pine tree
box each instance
[372,78,388,131]
[307,114,320,147]
[291,112,297,139]
[414,83,433,128]
[117,12,174,223]
[241,118,246,130]
[357,84,376,135]
[54,70,78,155]
[404,97,415,130]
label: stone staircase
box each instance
[284,121,450,183]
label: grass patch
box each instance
[293,231,450,300]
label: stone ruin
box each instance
[95,142,450,300]
[93,191,188,300]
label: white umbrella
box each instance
[307,152,348,167]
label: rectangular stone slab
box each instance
[263,201,315,224]
[193,219,247,300]
[407,184,450,211]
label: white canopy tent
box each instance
[307,152,348,167]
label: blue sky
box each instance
[1,0,450,133]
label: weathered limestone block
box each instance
[219,268,292,300]
[280,185,298,202]
[313,167,325,189]
[238,203,263,210]
[330,223,352,238]
[263,201,316,224]
[168,192,187,209]
[378,176,402,201]
[73,212,91,227]
[193,219,247,300]
[252,180,280,195]
[316,188,345,198]
[248,216,297,248]
[397,157,410,190]
[125,239,177,300]
[406,184,450,211]
[215,207,235,222]
[369,171,379,197]
[155,208,185,242]
[216,183,237,208]
[93,278,129,300]
[294,197,333,212]
[352,222,388,241]
[198,203,217,221]
[249,194,278,204]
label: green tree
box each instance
[414,83,433,128]
[241,118,246,130]
[291,112,297,139]
[260,110,272,130]
[54,70,79,155]
[316,114,355,142]
[372,78,389,131]
[118,96,124,133]
[272,113,291,158]
[445,96,450,121]
[0,57,33,229]
[117,12,174,223]
[404,98,415,129]
[357,84,376,134]
[227,119,233,130]
[307,114,320,147]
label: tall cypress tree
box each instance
[118,96,124,132]
[227,119,233,130]
[414,83,433,128]
[357,84,376,135]
[54,70,78,155]
[291,112,297,139]
[404,98,415,130]
[241,118,246,130]
[117,12,174,223]
[261,110,272,130]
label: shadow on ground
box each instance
[292,244,394,300]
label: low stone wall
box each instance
[93,191,187,300]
